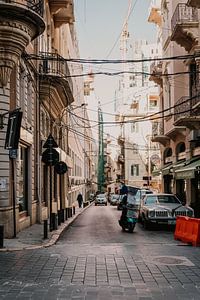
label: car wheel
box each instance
[105,203,107,206]
[95,203,97,206]
[143,218,150,230]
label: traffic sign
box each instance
[43,134,58,148]
[42,148,59,166]
[54,161,68,174]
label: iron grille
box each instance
[171,3,198,33]
[175,211,187,216]
[1,0,44,16]
[39,52,73,92]
[155,211,168,217]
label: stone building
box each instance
[0,0,95,237]
[149,0,200,217]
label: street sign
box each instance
[43,134,58,148]
[42,148,59,166]
[5,110,22,150]
[54,161,68,174]
[9,149,18,159]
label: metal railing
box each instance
[0,0,44,16]
[152,121,164,136]
[174,95,200,122]
[39,52,73,92]
[171,3,198,32]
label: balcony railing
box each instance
[171,3,198,33]
[39,52,73,92]
[152,121,164,136]
[174,95,200,122]
[0,0,44,16]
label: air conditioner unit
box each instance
[189,130,200,141]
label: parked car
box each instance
[95,193,107,206]
[89,193,95,202]
[139,193,194,229]
[110,194,120,206]
[133,189,153,210]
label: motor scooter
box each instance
[118,203,138,233]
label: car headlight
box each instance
[149,210,155,217]
[187,210,194,217]
[168,211,172,217]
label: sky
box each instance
[74,0,157,151]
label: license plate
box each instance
[168,220,176,225]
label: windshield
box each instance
[144,195,181,205]
[97,194,106,198]
[111,195,119,199]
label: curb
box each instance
[0,202,94,252]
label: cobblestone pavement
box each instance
[1,205,200,299]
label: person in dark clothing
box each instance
[77,193,83,208]
[120,195,128,222]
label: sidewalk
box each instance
[0,203,92,252]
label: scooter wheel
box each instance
[128,223,135,233]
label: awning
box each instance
[57,148,73,169]
[162,164,173,176]
[175,158,200,179]
[152,169,161,177]
[173,160,185,171]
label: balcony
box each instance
[49,0,74,27]
[0,0,45,86]
[171,3,199,52]
[187,0,200,8]
[174,95,200,129]
[152,121,170,146]
[149,61,163,86]
[39,52,74,105]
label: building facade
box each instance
[150,0,200,216]
[0,0,95,237]
[116,38,161,189]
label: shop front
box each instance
[175,158,200,217]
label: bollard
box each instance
[0,225,4,248]
[73,206,75,215]
[43,220,48,239]
[61,209,65,222]
[65,208,68,220]
[57,210,61,226]
[70,208,73,217]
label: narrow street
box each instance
[0,204,200,299]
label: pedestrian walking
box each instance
[77,193,83,208]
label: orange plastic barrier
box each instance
[174,216,200,246]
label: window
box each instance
[150,100,158,108]
[131,122,138,133]
[18,145,28,213]
[131,164,139,176]
[27,80,32,124]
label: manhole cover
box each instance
[153,257,183,265]
[145,256,194,266]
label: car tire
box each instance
[143,218,150,230]
[95,203,97,206]
[105,203,107,206]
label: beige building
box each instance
[0,0,95,238]
[149,0,200,217]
